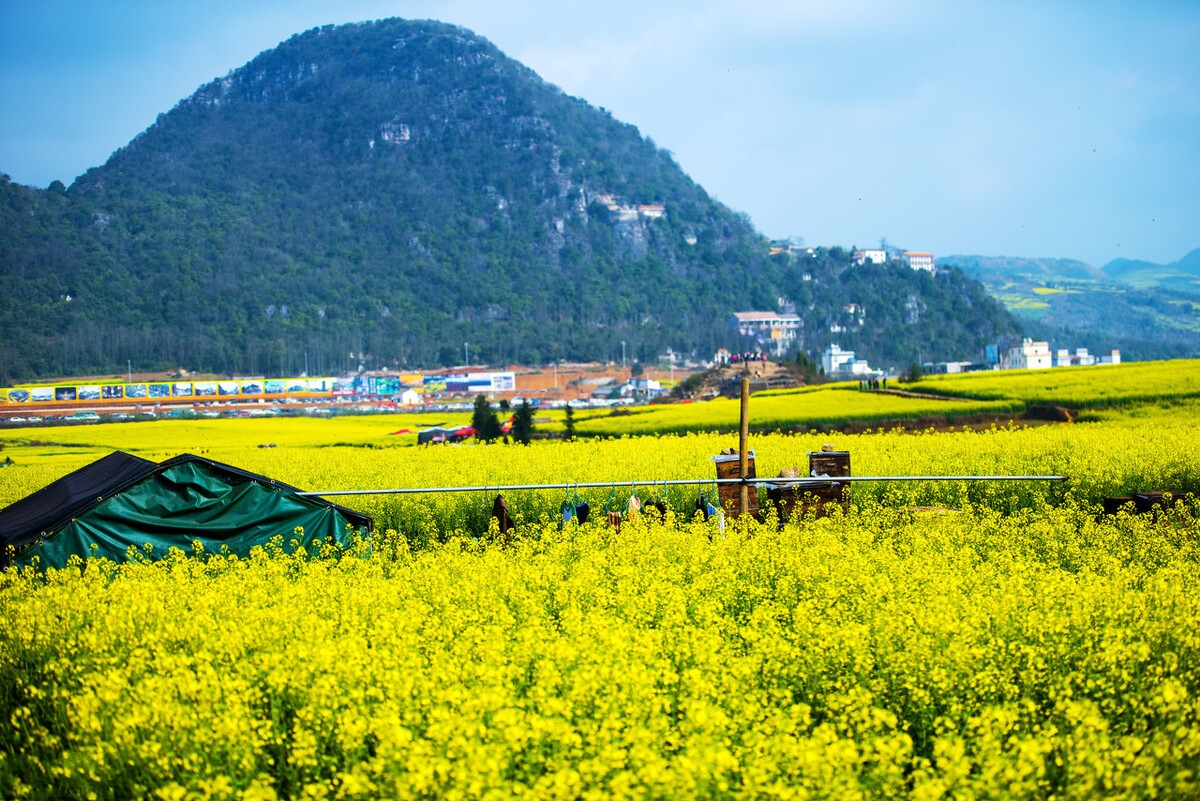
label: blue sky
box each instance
[1,0,1196,267]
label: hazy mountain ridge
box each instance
[942,252,1200,361]
[1101,249,1200,291]
[0,18,1021,379]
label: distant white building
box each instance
[902,251,936,272]
[730,311,802,357]
[630,378,663,397]
[400,388,423,406]
[822,344,877,376]
[1005,338,1052,370]
[852,249,887,266]
[1099,350,1121,365]
[823,344,855,374]
[1053,348,1097,367]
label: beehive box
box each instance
[712,450,757,518]
[801,450,851,518]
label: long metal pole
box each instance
[739,378,750,517]
[297,474,1068,497]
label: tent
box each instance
[417,426,472,445]
[0,452,372,570]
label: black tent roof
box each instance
[0,451,157,556]
[1,452,372,567]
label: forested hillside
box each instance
[0,19,1020,380]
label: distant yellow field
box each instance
[574,387,1017,437]
[915,358,1200,407]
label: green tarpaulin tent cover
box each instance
[3,453,372,570]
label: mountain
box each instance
[1176,249,1200,276]
[1101,249,1200,291]
[943,253,1200,361]
[0,18,1020,380]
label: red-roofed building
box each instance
[902,252,936,272]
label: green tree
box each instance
[563,404,576,440]
[794,350,823,384]
[472,395,502,442]
[511,400,534,445]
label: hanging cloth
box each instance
[605,487,622,531]
[491,494,513,544]
[626,490,642,524]
[648,482,668,520]
[560,488,576,529]
[572,485,590,524]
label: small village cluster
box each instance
[725,248,1125,379]
[818,339,1121,379]
[729,249,940,361]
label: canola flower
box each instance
[1,502,1199,799]
[2,384,1200,798]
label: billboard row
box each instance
[5,378,336,405]
[4,372,515,405]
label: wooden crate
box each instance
[803,450,851,517]
[765,480,846,522]
[1103,491,1184,516]
[808,450,851,478]
[1135,490,1183,513]
[713,451,757,518]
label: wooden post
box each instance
[739,378,750,518]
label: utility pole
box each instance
[621,341,626,368]
[553,360,559,389]
[128,359,132,383]
[739,378,750,518]
[464,342,469,366]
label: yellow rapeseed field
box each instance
[2,504,1199,799]
[912,358,1200,408]
[1,375,1199,798]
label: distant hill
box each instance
[0,18,1021,380]
[939,255,1117,288]
[943,253,1200,361]
[1176,249,1200,276]
[1101,249,1200,291]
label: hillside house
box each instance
[902,252,936,272]
[822,344,877,376]
[1005,338,1052,370]
[730,311,802,357]
[1053,348,1096,367]
[852,249,887,266]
